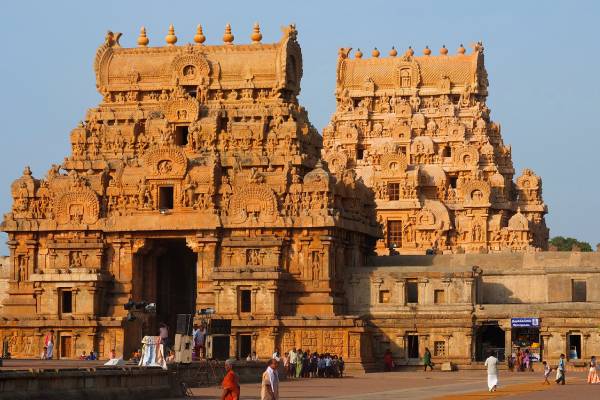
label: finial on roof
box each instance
[423,46,431,56]
[194,25,206,45]
[440,45,448,55]
[389,46,397,57]
[165,24,177,46]
[137,26,149,47]
[372,47,380,58]
[223,23,234,44]
[406,46,414,57]
[251,22,262,44]
[355,48,363,59]
[458,44,466,54]
[23,166,32,176]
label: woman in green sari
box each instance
[296,349,304,378]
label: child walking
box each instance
[542,361,552,385]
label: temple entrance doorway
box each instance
[155,239,197,339]
[134,239,197,348]
[475,323,505,361]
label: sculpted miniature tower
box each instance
[322,44,548,254]
[1,25,377,361]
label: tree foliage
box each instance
[549,236,593,252]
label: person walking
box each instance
[587,355,600,384]
[220,359,240,400]
[555,353,566,385]
[261,358,280,400]
[423,347,434,371]
[484,351,499,392]
[542,361,552,384]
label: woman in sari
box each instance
[588,355,600,384]
[295,349,304,378]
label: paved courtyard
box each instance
[187,370,599,399]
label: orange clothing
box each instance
[221,370,240,400]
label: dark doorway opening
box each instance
[175,125,189,146]
[476,323,505,361]
[239,334,252,359]
[155,240,196,340]
[568,333,581,360]
[211,335,230,360]
[407,334,419,359]
[159,186,174,210]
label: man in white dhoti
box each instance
[484,351,498,392]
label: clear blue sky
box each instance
[0,0,599,253]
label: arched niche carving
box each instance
[380,153,408,176]
[164,98,199,123]
[228,184,278,224]
[325,152,348,175]
[416,200,450,231]
[55,189,99,225]
[461,180,491,206]
[453,146,480,169]
[171,53,210,86]
[143,146,188,178]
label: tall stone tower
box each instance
[322,44,548,254]
[0,24,377,360]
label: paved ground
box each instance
[187,370,599,399]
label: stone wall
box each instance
[352,251,600,367]
[0,361,267,400]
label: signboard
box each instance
[511,318,540,328]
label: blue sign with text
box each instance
[511,318,540,328]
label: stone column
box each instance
[371,277,383,305]
[251,287,260,314]
[7,239,18,282]
[395,278,406,306]
[418,277,429,304]
[540,333,551,361]
[465,331,474,362]
[230,333,237,359]
[444,334,452,359]
[504,327,512,360]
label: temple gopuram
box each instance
[0,24,377,362]
[323,45,548,254]
[4,23,599,370]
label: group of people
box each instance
[280,348,345,379]
[507,348,534,372]
[220,358,280,400]
[486,351,600,392]
[78,350,98,360]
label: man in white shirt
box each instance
[288,348,297,378]
[484,351,499,392]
